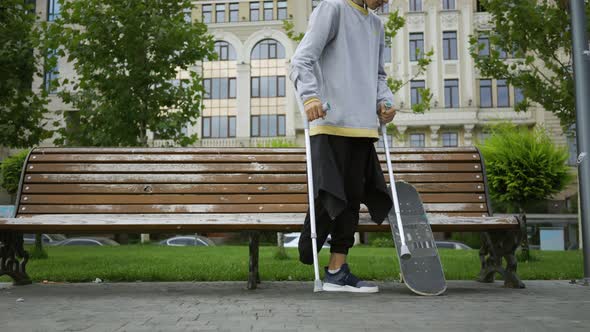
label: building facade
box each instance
[35,0,568,148]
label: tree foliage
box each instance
[469,0,590,129]
[45,0,216,147]
[476,123,573,211]
[0,149,30,195]
[0,0,53,148]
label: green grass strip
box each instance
[0,246,583,283]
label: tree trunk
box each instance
[31,233,48,259]
[275,232,288,259]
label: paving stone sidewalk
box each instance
[1,280,589,332]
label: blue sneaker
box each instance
[322,264,379,293]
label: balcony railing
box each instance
[149,136,299,148]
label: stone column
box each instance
[463,124,475,146]
[395,125,408,147]
[429,125,440,147]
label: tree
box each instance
[44,0,216,147]
[476,123,574,259]
[469,0,590,130]
[382,10,433,115]
[0,0,53,149]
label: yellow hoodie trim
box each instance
[347,0,369,15]
[303,97,321,106]
[310,125,379,138]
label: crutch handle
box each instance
[301,102,331,129]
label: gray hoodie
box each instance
[289,0,394,139]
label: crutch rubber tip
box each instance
[314,279,324,292]
[400,245,412,260]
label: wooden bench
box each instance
[0,147,525,288]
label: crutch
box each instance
[294,88,329,292]
[381,101,411,260]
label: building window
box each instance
[497,79,510,107]
[514,87,525,104]
[497,45,508,59]
[251,39,286,138]
[442,0,455,10]
[479,79,493,108]
[47,0,61,21]
[202,116,236,138]
[478,35,490,56]
[409,33,424,61]
[383,36,392,63]
[203,78,237,99]
[214,41,237,61]
[278,1,288,20]
[410,80,425,106]
[250,2,260,21]
[410,0,422,12]
[215,4,225,23]
[183,8,192,23]
[202,4,212,23]
[442,132,458,147]
[410,133,425,147]
[251,115,286,137]
[229,3,239,22]
[444,79,459,108]
[443,31,458,60]
[251,39,285,59]
[44,49,59,94]
[264,1,274,20]
[251,76,286,98]
[376,3,390,14]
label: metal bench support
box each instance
[248,232,260,289]
[0,232,32,285]
[477,216,526,289]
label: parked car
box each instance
[435,241,472,250]
[158,235,215,246]
[23,233,67,245]
[283,232,331,248]
[51,237,120,246]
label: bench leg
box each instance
[478,226,525,289]
[248,232,260,290]
[0,232,32,286]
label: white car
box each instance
[52,237,120,246]
[158,235,215,246]
[283,232,330,248]
[23,233,66,245]
[435,241,472,250]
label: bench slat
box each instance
[22,194,309,204]
[33,147,479,154]
[17,202,487,214]
[29,153,481,163]
[21,193,487,204]
[18,204,309,214]
[24,173,484,184]
[20,183,487,194]
[0,213,517,232]
[27,162,482,173]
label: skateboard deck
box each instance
[388,181,447,296]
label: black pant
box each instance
[298,135,375,265]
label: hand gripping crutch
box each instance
[294,89,329,292]
[381,102,411,260]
